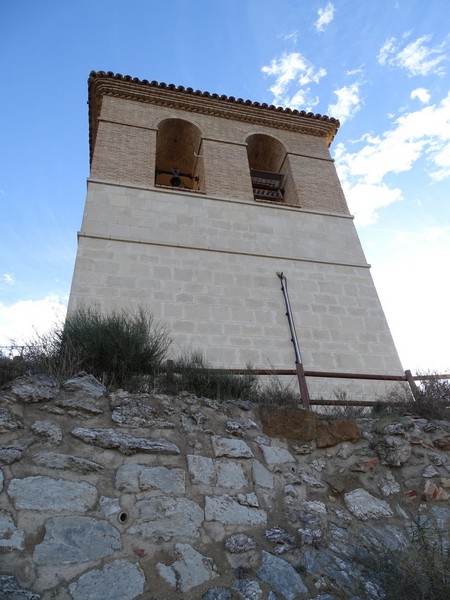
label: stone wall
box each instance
[1,373,450,599]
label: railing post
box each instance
[296,362,311,410]
[405,369,421,400]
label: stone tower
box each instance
[68,71,403,398]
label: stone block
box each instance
[260,406,316,440]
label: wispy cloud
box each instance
[378,34,448,77]
[261,52,326,110]
[282,31,298,44]
[410,87,431,104]
[328,82,362,123]
[315,2,335,32]
[335,92,450,224]
[3,274,14,285]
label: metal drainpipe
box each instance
[277,272,311,409]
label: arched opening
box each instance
[246,134,298,205]
[155,119,204,192]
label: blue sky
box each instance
[1,0,449,372]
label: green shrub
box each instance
[17,306,171,389]
[0,352,28,386]
[59,306,171,389]
[354,509,450,599]
[162,351,257,400]
[250,374,299,406]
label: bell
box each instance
[170,168,182,187]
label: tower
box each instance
[68,71,403,398]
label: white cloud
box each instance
[342,182,402,226]
[335,92,450,224]
[410,87,430,104]
[261,52,326,110]
[369,227,450,371]
[3,274,14,285]
[328,82,362,123]
[315,2,335,32]
[0,295,67,347]
[378,34,447,77]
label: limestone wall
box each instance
[1,373,450,599]
[69,183,403,398]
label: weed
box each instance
[161,351,257,401]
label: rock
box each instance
[111,396,174,428]
[34,516,121,565]
[430,505,450,529]
[265,527,295,554]
[257,551,308,598]
[33,452,104,473]
[377,471,401,497]
[422,464,440,478]
[315,419,360,448]
[232,578,263,599]
[226,420,242,435]
[0,438,35,464]
[68,559,145,600]
[205,494,267,526]
[0,511,25,550]
[202,587,232,600]
[0,469,3,492]
[187,454,216,485]
[216,461,247,489]
[0,407,22,432]
[0,576,40,599]
[292,443,314,455]
[433,437,450,451]
[156,543,218,592]
[71,427,180,455]
[8,476,97,511]
[115,464,185,494]
[100,496,121,516]
[252,459,274,489]
[376,436,411,466]
[381,423,406,436]
[299,469,324,488]
[428,452,445,466]
[236,492,260,507]
[30,420,62,444]
[5,373,60,402]
[424,480,450,501]
[260,445,295,466]
[344,489,393,520]
[211,436,253,458]
[225,533,257,553]
[337,442,353,459]
[260,406,316,440]
[128,497,204,541]
[49,395,104,417]
[63,373,106,397]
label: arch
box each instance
[246,134,298,205]
[155,118,204,191]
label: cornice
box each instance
[88,71,340,163]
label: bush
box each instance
[58,306,171,389]
[250,374,299,406]
[13,306,171,389]
[0,352,28,386]
[162,351,257,401]
[410,373,450,420]
[353,508,450,599]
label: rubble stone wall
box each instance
[2,373,449,599]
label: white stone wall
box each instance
[68,181,403,398]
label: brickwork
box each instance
[91,95,347,213]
